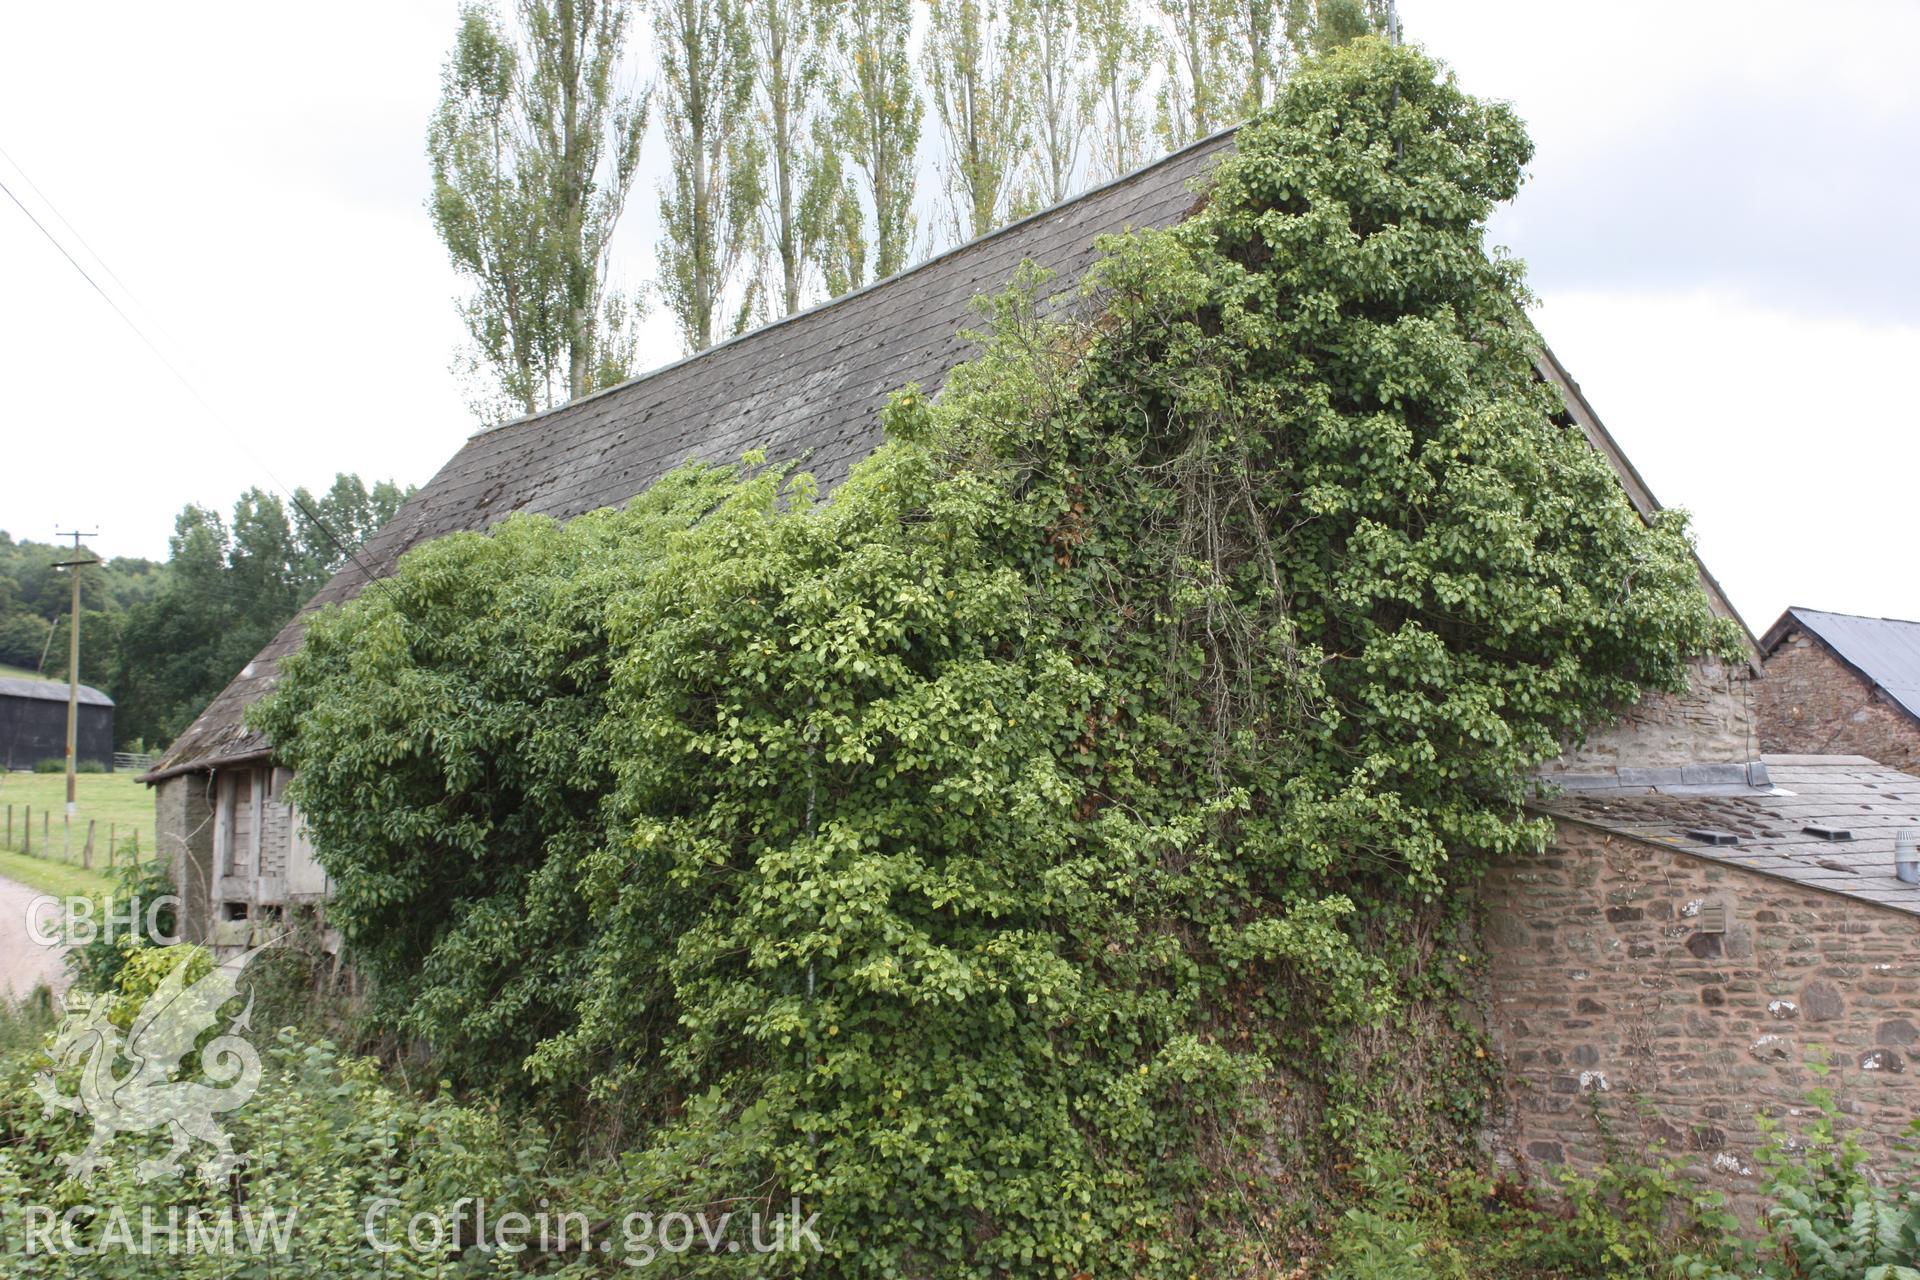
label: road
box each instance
[0,874,70,1001]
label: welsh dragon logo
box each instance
[34,943,269,1186]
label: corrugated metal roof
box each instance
[0,676,113,707]
[1777,608,1920,725]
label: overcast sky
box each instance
[2,0,1915,636]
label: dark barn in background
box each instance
[0,676,114,771]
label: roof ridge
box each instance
[469,125,1243,442]
[1791,605,1920,628]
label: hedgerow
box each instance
[249,39,1734,1276]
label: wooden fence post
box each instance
[22,805,30,855]
[109,823,116,869]
[83,820,95,869]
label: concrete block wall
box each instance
[1756,630,1920,776]
[1481,819,1920,1204]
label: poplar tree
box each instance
[1153,0,1234,147]
[428,0,649,421]
[1080,0,1156,178]
[801,142,869,297]
[1300,0,1384,55]
[655,0,761,351]
[1229,0,1290,117]
[1154,0,1382,147]
[1019,0,1091,207]
[925,0,1033,241]
[826,0,921,278]
[745,0,831,316]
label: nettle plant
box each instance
[256,40,1734,1277]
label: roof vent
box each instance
[1802,825,1853,841]
[1685,828,1740,847]
[1897,830,1919,887]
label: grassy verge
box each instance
[0,770,152,864]
[0,848,115,899]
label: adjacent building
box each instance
[1755,607,1920,776]
[0,675,113,772]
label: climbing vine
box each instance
[255,39,1735,1276]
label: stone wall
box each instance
[152,772,215,946]
[1481,819,1920,1204]
[1550,655,1758,775]
[1756,629,1920,776]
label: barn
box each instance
[145,126,1920,1208]
[0,674,114,771]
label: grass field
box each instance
[0,663,43,680]
[0,771,153,873]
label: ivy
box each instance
[254,39,1734,1276]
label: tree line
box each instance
[0,475,410,754]
[430,0,1390,420]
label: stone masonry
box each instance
[1551,656,1759,775]
[1757,628,1920,776]
[1482,818,1920,1204]
[153,772,215,946]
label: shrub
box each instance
[64,859,178,994]
[1316,1146,1727,1280]
[1679,1096,1920,1280]
[0,1026,589,1277]
[28,757,105,773]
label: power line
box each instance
[0,141,144,307]
[0,150,405,620]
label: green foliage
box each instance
[924,0,1033,240]
[103,941,215,1031]
[64,859,179,995]
[1679,1098,1920,1280]
[1322,1153,1473,1280]
[0,991,56,1059]
[429,0,651,418]
[109,475,410,749]
[257,42,1731,1276]
[0,1026,579,1277]
[653,0,762,350]
[30,754,104,773]
[1320,1149,1727,1280]
[825,0,922,279]
[0,534,160,750]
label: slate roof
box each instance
[0,676,112,708]
[145,133,1233,780]
[145,126,1752,782]
[1762,607,1920,726]
[1539,754,1920,918]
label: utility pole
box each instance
[54,529,98,820]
